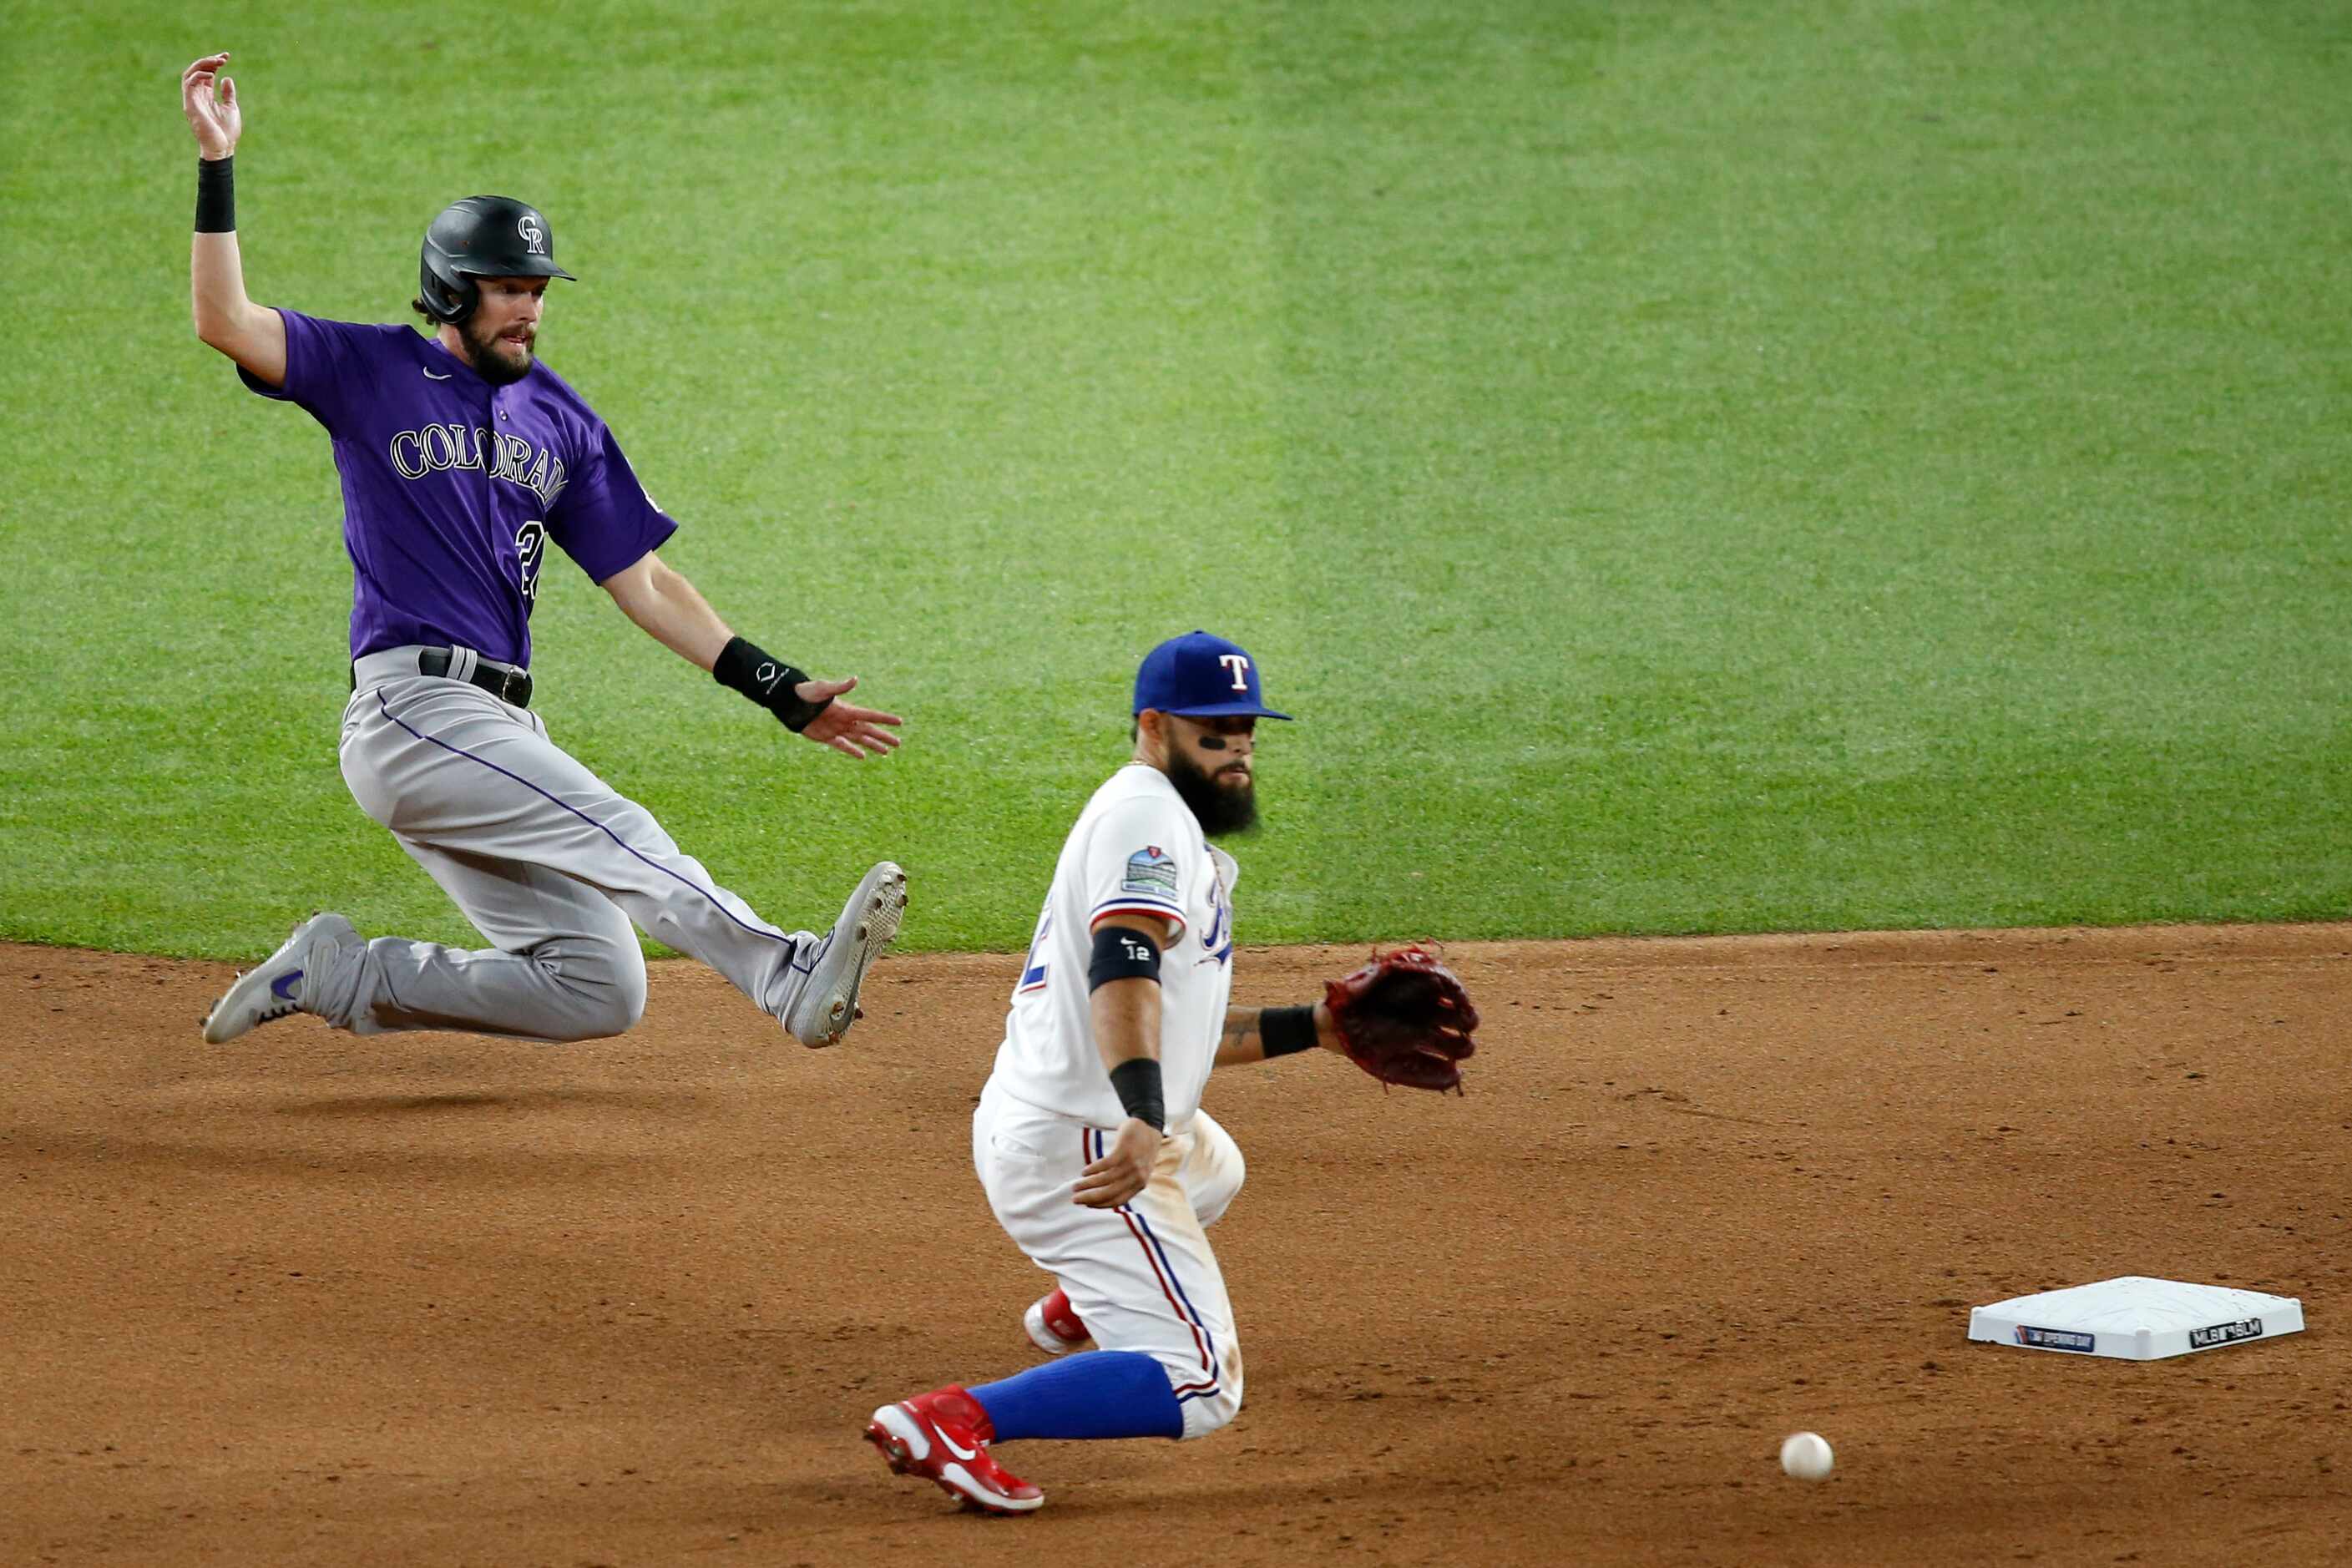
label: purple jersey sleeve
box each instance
[546,422,680,584]
[237,308,400,429]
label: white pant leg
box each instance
[1177,1108,1246,1228]
[974,1085,1246,1439]
[336,675,814,1025]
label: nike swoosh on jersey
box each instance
[422,367,452,380]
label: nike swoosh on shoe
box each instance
[933,1421,980,1463]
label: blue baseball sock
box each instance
[969,1351,1184,1442]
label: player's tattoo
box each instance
[1219,1008,1262,1059]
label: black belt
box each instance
[419,648,534,708]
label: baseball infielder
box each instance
[182,53,906,1051]
[866,631,1475,1515]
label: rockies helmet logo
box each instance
[518,214,547,254]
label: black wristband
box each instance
[1106,1058,1166,1132]
[1260,1004,1318,1060]
[195,155,235,233]
[713,635,830,731]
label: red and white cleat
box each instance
[1023,1287,1092,1356]
[865,1386,1044,1515]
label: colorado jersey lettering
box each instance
[993,764,1237,1132]
[239,309,675,665]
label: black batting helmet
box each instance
[416,195,576,325]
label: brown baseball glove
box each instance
[1323,945,1479,1093]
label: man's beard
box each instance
[460,318,534,386]
[1166,746,1258,837]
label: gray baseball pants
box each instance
[306,646,814,1040]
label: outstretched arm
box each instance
[1214,1002,1343,1068]
[182,52,286,385]
[599,549,903,759]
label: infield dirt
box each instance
[4,926,2347,1565]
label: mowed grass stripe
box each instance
[1245,0,2352,938]
[1,1,2346,958]
[3,2,1305,956]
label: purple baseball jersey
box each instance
[241,309,677,665]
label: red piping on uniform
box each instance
[1089,904,1187,938]
[1082,1128,1219,1379]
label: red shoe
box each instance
[1023,1287,1092,1356]
[865,1386,1044,1515]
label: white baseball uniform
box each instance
[974,762,1247,1439]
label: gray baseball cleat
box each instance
[201,911,360,1044]
[785,861,908,1048]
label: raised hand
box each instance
[181,53,242,160]
[793,675,904,760]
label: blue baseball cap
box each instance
[1133,630,1293,721]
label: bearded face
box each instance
[1160,716,1259,837]
[458,276,545,385]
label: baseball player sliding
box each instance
[866,632,1479,1514]
[181,53,906,1051]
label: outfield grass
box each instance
[2,0,2347,958]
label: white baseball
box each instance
[1779,1431,1834,1480]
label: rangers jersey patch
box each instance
[1123,846,1178,897]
